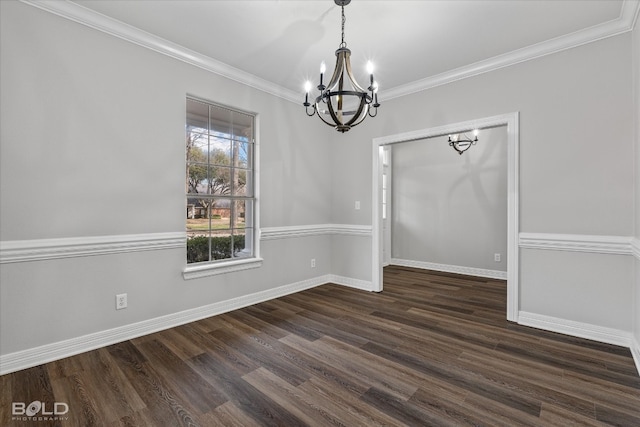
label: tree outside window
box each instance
[186,98,255,264]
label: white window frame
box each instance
[183,97,262,280]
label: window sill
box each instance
[183,257,263,280]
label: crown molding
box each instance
[20,0,301,103]
[381,0,640,101]
[20,0,640,104]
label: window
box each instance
[185,98,260,277]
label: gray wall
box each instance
[330,32,635,332]
[0,1,333,356]
[391,127,508,271]
[1,1,638,364]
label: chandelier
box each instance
[303,0,380,133]
[448,130,479,155]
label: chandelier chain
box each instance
[340,5,346,48]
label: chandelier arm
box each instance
[337,73,344,113]
[316,102,341,128]
[324,49,347,92]
[368,106,378,118]
[317,114,337,127]
[350,97,370,125]
[344,97,368,127]
[456,138,475,144]
[343,52,368,94]
[325,96,344,127]
[349,111,369,128]
[305,105,317,117]
[321,90,369,100]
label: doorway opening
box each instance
[371,112,520,321]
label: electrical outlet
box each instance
[311,258,316,268]
[355,201,361,210]
[116,293,127,310]
[494,253,501,262]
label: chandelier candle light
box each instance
[303,0,380,132]
[448,129,479,155]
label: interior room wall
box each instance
[1,0,637,372]
[390,127,508,273]
[632,12,640,362]
[0,1,333,360]
[331,32,635,334]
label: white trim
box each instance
[518,311,632,348]
[372,112,520,321]
[20,0,299,103]
[260,224,372,240]
[519,233,634,255]
[328,224,373,237]
[0,223,372,264]
[381,1,640,101]
[627,0,640,29]
[180,109,263,280]
[631,336,640,376]
[327,274,375,292]
[0,232,185,264]
[0,273,372,374]
[631,238,640,260]
[390,258,507,281]
[20,0,640,105]
[633,239,640,375]
[0,274,333,375]
[261,225,333,240]
[372,145,385,293]
[183,257,264,280]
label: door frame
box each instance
[381,146,392,267]
[371,112,520,322]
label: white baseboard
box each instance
[518,311,632,348]
[328,274,375,292]
[0,273,372,375]
[391,258,507,280]
[632,336,640,376]
[3,277,634,375]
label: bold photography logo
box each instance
[12,401,69,421]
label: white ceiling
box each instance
[64,0,634,100]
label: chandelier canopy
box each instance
[303,0,380,133]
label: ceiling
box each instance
[62,0,635,100]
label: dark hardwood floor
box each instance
[2,266,639,426]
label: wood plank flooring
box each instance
[2,266,639,426]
